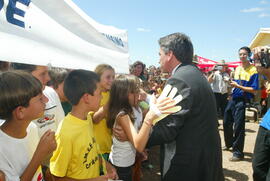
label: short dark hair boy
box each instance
[0,71,56,181]
[11,63,65,176]
[50,69,118,180]
[64,69,100,105]
[0,71,42,120]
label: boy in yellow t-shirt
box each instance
[50,70,118,181]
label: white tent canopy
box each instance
[0,0,130,73]
[249,28,270,49]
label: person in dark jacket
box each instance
[146,32,224,181]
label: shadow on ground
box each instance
[243,152,253,163]
[222,150,253,163]
[223,168,249,181]
[245,128,256,133]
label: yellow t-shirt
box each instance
[93,91,112,154]
[50,113,102,179]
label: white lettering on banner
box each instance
[0,0,130,73]
[102,33,124,47]
[0,0,31,28]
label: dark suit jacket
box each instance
[147,64,224,181]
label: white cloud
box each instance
[260,0,268,4]
[258,13,270,18]
[240,7,264,13]
[136,27,151,32]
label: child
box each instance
[11,63,65,137]
[48,67,72,115]
[50,69,118,180]
[11,63,65,178]
[93,64,115,161]
[107,74,176,181]
[0,71,56,181]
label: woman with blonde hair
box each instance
[93,64,115,161]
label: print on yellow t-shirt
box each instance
[50,114,103,179]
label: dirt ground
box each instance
[141,120,260,181]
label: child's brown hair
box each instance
[0,71,42,121]
[107,74,140,129]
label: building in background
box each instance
[249,28,270,49]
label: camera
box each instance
[213,65,223,71]
[258,49,270,68]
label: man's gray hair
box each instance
[159,33,194,64]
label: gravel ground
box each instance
[220,120,259,181]
[141,120,260,181]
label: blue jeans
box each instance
[223,98,246,158]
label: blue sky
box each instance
[73,0,270,67]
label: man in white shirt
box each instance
[208,64,230,119]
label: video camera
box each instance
[213,65,223,71]
[257,48,270,68]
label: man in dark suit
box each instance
[146,32,224,181]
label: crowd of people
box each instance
[0,32,270,181]
[205,45,270,180]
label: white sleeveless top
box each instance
[109,107,143,167]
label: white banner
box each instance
[0,0,130,73]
